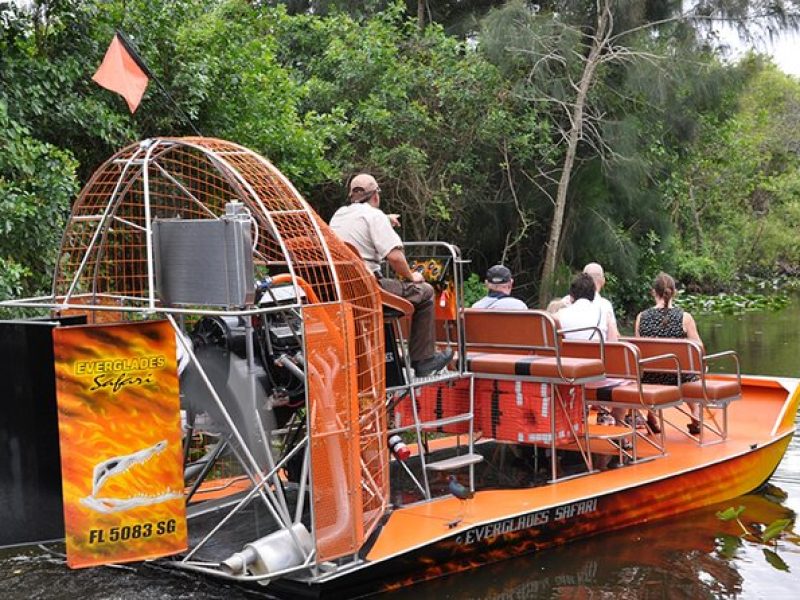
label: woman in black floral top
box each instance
[635,272,703,434]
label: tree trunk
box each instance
[417,0,425,31]
[688,185,704,250]
[538,2,610,307]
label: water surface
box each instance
[696,297,800,377]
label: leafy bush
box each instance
[462,273,487,307]
[0,99,78,299]
[672,246,735,292]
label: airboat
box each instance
[0,137,797,598]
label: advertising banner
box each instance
[53,320,186,568]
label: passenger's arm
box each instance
[634,313,642,336]
[683,311,703,348]
[606,312,619,341]
[386,248,424,283]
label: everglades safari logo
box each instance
[53,320,187,567]
[74,354,165,394]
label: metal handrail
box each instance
[701,350,742,403]
[635,352,682,410]
[383,241,481,496]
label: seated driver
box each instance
[330,173,452,378]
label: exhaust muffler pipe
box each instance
[220,522,312,583]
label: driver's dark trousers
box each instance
[378,277,435,363]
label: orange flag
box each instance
[92,34,150,113]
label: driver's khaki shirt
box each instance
[330,203,402,273]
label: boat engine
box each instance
[180,280,307,475]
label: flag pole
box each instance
[115,30,203,136]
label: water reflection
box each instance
[6,480,796,599]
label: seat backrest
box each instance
[463,309,558,352]
[561,340,641,379]
[622,337,703,376]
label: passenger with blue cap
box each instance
[471,265,527,310]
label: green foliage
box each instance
[716,533,743,559]
[672,248,734,292]
[763,548,790,571]
[667,61,800,284]
[676,291,790,315]
[0,99,78,298]
[543,262,574,308]
[284,3,535,245]
[715,503,793,572]
[462,273,487,307]
[2,0,800,311]
[0,257,27,300]
[0,0,139,178]
[171,1,342,191]
[716,504,792,546]
[604,230,668,320]
[716,505,746,521]
[762,519,793,543]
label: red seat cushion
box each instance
[610,382,682,406]
[380,287,414,319]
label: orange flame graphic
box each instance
[53,320,186,568]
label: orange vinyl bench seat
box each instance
[561,339,682,459]
[561,340,684,411]
[461,309,606,385]
[585,379,681,408]
[380,287,414,319]
[465,352,604,381]
[681,378,741,401]
[461,309,602,478]
[621,337,742,445]
[622,337,742,406]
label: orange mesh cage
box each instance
[54,294,123,324]
[305,303,364,560]
[53,137,389,558]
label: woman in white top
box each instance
[558,273,623,431]
[557,273,606,340]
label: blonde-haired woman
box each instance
[635,272,702,434]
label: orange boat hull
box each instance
[373,435,790,595]
[269,376,798,598]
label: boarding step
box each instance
[388,413,473,435]
[425,453,484,471]
[386,369,464,395]
[411,369,462,386]
[420,413,473,430]
[587,424,633,441]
